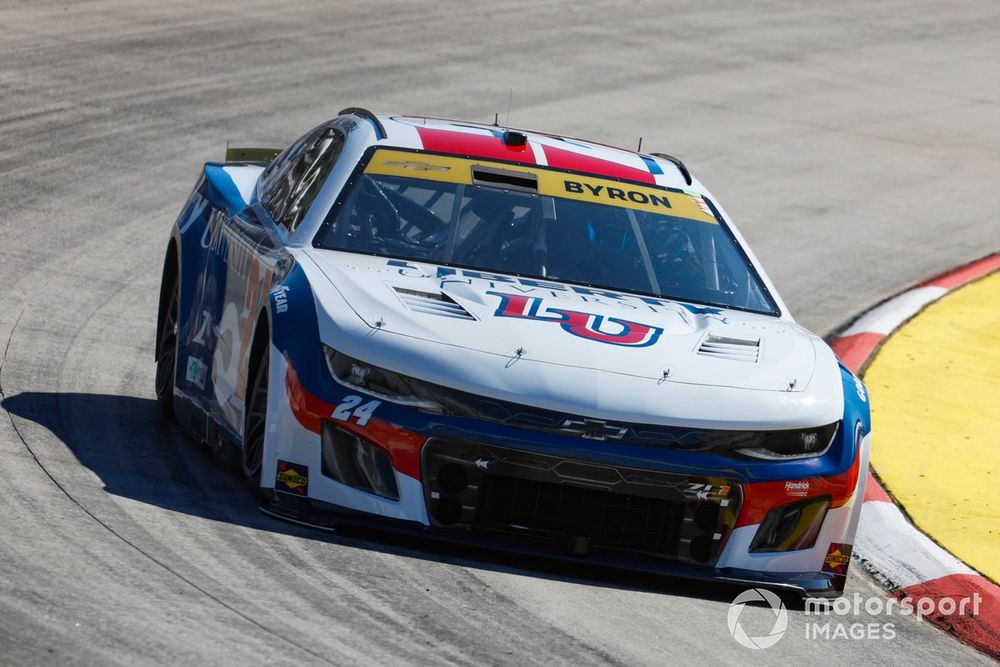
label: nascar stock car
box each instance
[155,108,870,597]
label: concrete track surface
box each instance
[1,1,998,664]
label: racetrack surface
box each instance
[1,1,998,664]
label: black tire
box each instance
[242,346,268,485]
[155,274,179,421]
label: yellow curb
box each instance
[865,271,1000,583]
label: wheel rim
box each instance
[242,352,268,478]
[155,281,179,399]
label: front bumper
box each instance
[262,353,867,598]
[260,491,845,598]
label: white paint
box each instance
[840,286,948,336]
[221,164,264,204]
[855,500,976,589]
[304,250,846,430]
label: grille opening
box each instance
[320,422,400,501]
[422,440,741,566]
[689,535,715,563]
[475,475,684,556]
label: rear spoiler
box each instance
[224,141,284,165]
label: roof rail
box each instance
[338,107,386,140]
[649,152,692,186]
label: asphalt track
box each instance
[1,1,998,664]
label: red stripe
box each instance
[922,253,1000,290]
[541,145,655,184]
[284,362,425,480]
[864,474,893,503]
[286,362,332,434]
[736,448,863,528]
[415,127,535,162]
[829,332,884,374]
[896,574,1000,661]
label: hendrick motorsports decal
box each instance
[275,460,309,496]
[784,480,810,497]
[489,291,663,347]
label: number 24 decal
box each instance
[332,395,382,426]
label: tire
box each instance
[155,273,179,421]
[242,345,269,485]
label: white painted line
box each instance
[840,286,948,336]
[855,500,976,590]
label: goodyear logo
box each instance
[276,460,309,496]
[365,148,717,224]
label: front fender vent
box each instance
[697,334,760,362]
[393,287,475,320]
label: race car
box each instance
[155,108,871,597]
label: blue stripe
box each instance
[204,164,250,217]
[640,155,664,175]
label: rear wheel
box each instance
[155,274,179,420]
[242,346,268,484]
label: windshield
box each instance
[314,148,779,314]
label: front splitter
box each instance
[260,493,844,599]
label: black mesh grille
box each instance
[477,475,684,556]
[422,439,742,565]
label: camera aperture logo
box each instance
[727,588,983,648]
[727,588,788,649]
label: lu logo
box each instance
[489,292,663,347]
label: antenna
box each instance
[637,137,643,152]
[493,112,499,126]
[505,89,513,126]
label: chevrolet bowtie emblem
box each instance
[559,418,628,440]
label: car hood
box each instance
[307,251,821,394]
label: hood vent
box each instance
[392,287,475,320]
[697,334,760,362]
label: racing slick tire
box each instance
[241,336,268,490]
[155,259,179,421]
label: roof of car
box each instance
[347,112,694,190]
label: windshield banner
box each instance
[365,148,717,224]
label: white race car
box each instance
[156,108,871,597]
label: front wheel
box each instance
[155,274,179,421]
[242,347,268,484]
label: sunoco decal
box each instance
[276,460,309,496]
[822,543,852,575]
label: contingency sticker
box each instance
[185,356,208,390]
[275,460,309,496]
[822,542,853,575]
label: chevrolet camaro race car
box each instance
[155,108,871,597]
